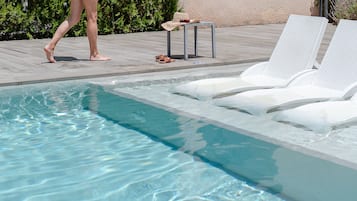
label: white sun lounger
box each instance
[170,15,328,100]
[273,94,357,132]
[215,19,357,115]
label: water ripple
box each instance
[0,84,284,201]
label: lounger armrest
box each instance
[342,81,357,99]
[240,62,269,78]
[288,70,318,86]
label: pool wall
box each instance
[83,85,357,201]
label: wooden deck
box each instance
[0,23,335,86]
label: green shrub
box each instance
[0,0,178,40]
[333,0,357,21]
[0,0,31,40]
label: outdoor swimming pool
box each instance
[0,83,283,201]
[1,82,357,201]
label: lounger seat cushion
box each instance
[274,100,357,132]
[214,85,342,115]
[172,74,286,100]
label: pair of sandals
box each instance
[155,54,175,64]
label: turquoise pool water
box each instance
[0,83,284,201]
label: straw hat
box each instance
[161,12,200,31]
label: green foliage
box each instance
[0,0,178,40]
[0,0,31,40]
[333,0,357,21]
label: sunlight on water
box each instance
[0,84,284,201]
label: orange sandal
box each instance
[155,55,175,64]
[155,54,165,62]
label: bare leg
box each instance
[44,0,84,63]
[83,0,110,61]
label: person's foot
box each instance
[90,54,111,61]
[44,46,56,63]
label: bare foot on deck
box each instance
[44,46,56,63]
[90,54,111,61]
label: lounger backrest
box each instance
[267,15,328,79]
[315,19,357,90]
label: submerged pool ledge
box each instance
[83,85,357,201]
